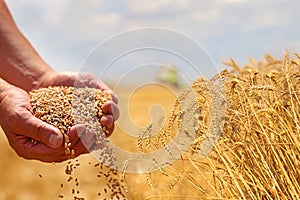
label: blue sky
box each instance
[6,0,300,82]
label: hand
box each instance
[0,86,69,162]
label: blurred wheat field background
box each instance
[1,52,300,199]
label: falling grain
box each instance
[30,86,126,199]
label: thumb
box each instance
[22,115,64,148]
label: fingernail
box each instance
[76,125,86,135]
[101,115,108,122]
[101,115,113,129]
[49,134,62,148]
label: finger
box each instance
[94,79,112,92]
[68,124,86,140]
[77,73,99,88]
[20,114,63,148]
[100,115,114,129]
[50,72,95,88]
[27,125,86,162]
[105,123,114,137]
[44,72,77,87]
[72,140,90,157]
[25,127,90,162]
[79,129,95,148]
[26,126,93,162]
[88,143,97,152]
[68,125,95,154]
[71,132,96,157]
[59,72,99,88]
[111,93,119,105]
[100,116,114,137]
[17,136,67,163]
[57,73,76,86]
[102,101,120,120]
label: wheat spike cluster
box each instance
[132,52,300,200]
[203,52,300,199]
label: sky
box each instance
[5,0,300,83]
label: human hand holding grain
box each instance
[0,85,66,162]
[0,0,119,162]
[0,83,110,162]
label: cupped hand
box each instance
[35,71,120,155]
[0,86,67,162]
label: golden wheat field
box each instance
[1,52,300,200]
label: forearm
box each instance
[0,0,54,91]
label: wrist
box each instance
[31,70,58,91]
[0,78,13,93]
[0,78,14,103]
[0,45,55,92]
[23,60,55,91]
